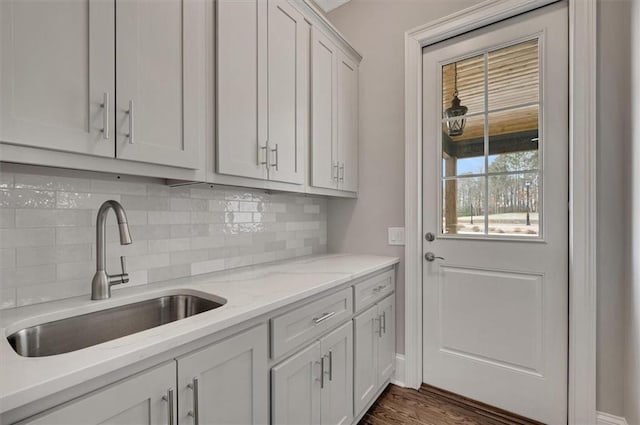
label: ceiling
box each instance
[314,0,352,12]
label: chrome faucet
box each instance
[91,200,132,300]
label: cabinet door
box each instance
[377,294,396,384]
[272,341,322,425]
[353,305,379,416]
[0,0,115,157]
[266,0,306,184]
[115,0,203,169]
[216,0,268,180]
[310,28,339,190]
[177,325,269,425]
[320,321,353,425]
[337,52,358,192]
[20,362,176,425]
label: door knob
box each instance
[425,252,445,262]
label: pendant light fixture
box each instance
[444,62,468,137]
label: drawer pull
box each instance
[328,350,333,381]
[187,377,199,425]
[162,388,174,425]
[313,311,336,324]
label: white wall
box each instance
[326,0,483,357]
[627,0,640,423]
[327,0,631,417]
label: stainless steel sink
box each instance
[7,294,225,357]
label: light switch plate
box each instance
[388,227,405,246]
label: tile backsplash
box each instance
[0,166,327,309]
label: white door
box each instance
[272,341,322,425]
[115,0,203,169]
[216,0,268,180]
[337,52,358,192]
[353,304,379,416]
[310,28,339,190]
[266,0,306,184]
[177,325,269,425]
[20,362,176,425]
[0,0,115,157]
[422,3,568,424]
[320,321,353,425]
[377,294,395,385]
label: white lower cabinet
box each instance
[177,324,269,425]
[19,362,176,425]
[353,294,395,417]
[272,321,353,425]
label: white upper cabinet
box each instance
[310,28,339,190]
[217,0,307,185]
[0,0,204,172]
[216,0,268,181]
[115,0,203,169]
[310,27,359,193]
[0,0,115,157]
[337,53,358,192]
[267,0,306,184]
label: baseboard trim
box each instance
[597,411,629,425]
[391,354,406,387]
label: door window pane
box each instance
[488,104,539,172]
[488,39,539,111]
[442,114,485,177]
[487,173,539,236]
[442,177,485,235]
[442,55,485,117]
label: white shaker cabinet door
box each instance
[310,28,339,190]
[377,294,396,385]
[266,0,306,185]
[19,362,176,425]
[115,0,203,169]
[353,304,379,416]
[177,325,269,425]
[216,0,269,181]
[337,52,358,192]
[0,0,115,157]
[320,321,353,425]
[272,341,322,425]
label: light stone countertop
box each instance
[0,253,399,415]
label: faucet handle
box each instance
[120,256,129,284]
[120,256,127,274]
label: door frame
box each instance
[403,1,597,424]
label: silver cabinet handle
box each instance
[270,144,279,171]
[127,100,134,144]
[425,252,445,262]
[333,163,339,181]
[313,311,336,324]
[187,377,199,425]
[259,145,268,167]
[381,311,386,335]
[328,350,333,381]
[100,92,109,140]
[320,355,326,388]
[339,163,345,182]
[162,388,174,425]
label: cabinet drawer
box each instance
[354,269,395,312]
[271,287,353,359]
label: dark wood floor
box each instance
[358,384,544,425]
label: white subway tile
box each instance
[191,259,225,275]
[0,210,15,228]
[16,209,92,228]
[91,179,147,196]
[0,228,55,248]
[1,189,56,209]
[0,264,56,287]
[57,261,93,281]
[17,244,91,267]
[148,211,190,225]
[0,249,16,269]
[303,204,320,214]
[57,192,120,209]
[15,174,90,192]
[0,287,17,309]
